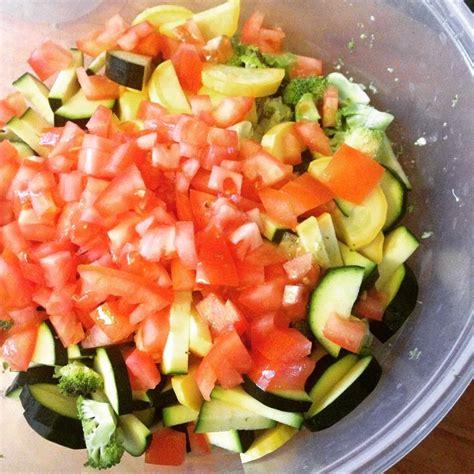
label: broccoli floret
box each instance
[57,361,104,397]
[0,320,13,331]
[342,127,384,159]
[282,76,328,106]
[227,36,267,69]
[262,52,297,75]
[253,97,293,140]
[77,397,124,470]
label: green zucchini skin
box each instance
[242,376,312,413]
[304,357,382,432]
[5,365,57,399]
[370,265,419,342]
[20,384,85,449]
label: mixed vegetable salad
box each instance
[0,0,420,468]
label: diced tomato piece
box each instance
[187,423,211,455]
[78,265,173,310]
[283,253,313,281]
[49,312,85,347]
[0,92,27,127]
[89,301,135,342]
[173,116,209,147]
[196,293,227,334]
[174,221,198,270]
[0,255,34,310]
[248,351,316,391]
[323,314,368,354]
[202,35,234,63]
[245,241,287,266]
[172,19,205,46]
[280,172,334,215]
[2,221,30,255]
[294,121,331,156]
[76,67,120,100]
[28,40,72,81]
[259,187,298,229]
[189,95,214,125]
[138,225,176,262]
[196,229,239,287]
[234,259,265,287]
[50,121,84,157]
[353,290,387,321]
[257,27,285,53]
[0,200,14,226]
[117,21,154,51]
[290,55,323,79]
[212,97,254,128]
[58,171,85,202]
[135,310,170,358]
[208,165,243,195]
[242,150,292,188]
[94,165,146,216]
[1,325,38,371]
[81,324,114,349]
[145,429,186,466]
[86,105,113,137]
[254,326,312,362]
[39,250,75,289]
[282,284,310,321]
[195,356,217,401]
[172,43,203,95]
[171,258,195,291]
[189,190,216,230]
[8,306,44,329]
[134,31,163,57]
[320,144,385,204]
[241,11,265,45]
[322,84,339,128]
[124,347,161,391]
[229,222,263,260]
[238,277,286,314]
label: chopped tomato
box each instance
[76,67,120,100]
[124,347,161,391]
[145,429,186,466]
[320,144,385,204]
[238,277,286,314]
[241,11,265,45]
[175,221,198,269]
[39,250,75,289]
[280,172,334,215]
[257,27,285,53]
[86,105,113,137]
[0,92,27,127]
[117,21,154,51]
[171,258,195,290]
[49,312,85,347]
[242,150,292,188]
[294,121,331,156]
[323,314,368,353]
[353,290,387,321]
[89,301,135,342]
[208,165,243,195]
[172,43,203,95]
[283,253,313,281]
[202,35,234,63]
[1,325,38,371]
[135,310,170,358]
[259,188,298,229]
[322,84,339,128]
[172,19,205,46]
[212,97,254,128]
[28,40,72,81]
[187,423,211,455]
[290,55,323,79]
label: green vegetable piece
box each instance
[253,96,293,140]
[227,36,267,69]
[295,92,320,122]
[0,320,14,331]
[262,52,297,75]
[57,361,104,398]
[342,127,384,159]
[282,76,327,106]
[326,72,370,105]
[342,103,394,130]
[77,397,125,470]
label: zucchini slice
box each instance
[240,424,298,463]
[242,376,312,413]
[86,51,107,75]
[94,346,133,415]
[304,355,382,431]
[206,430,255,453]
[261,213,291,243]
[370,265,419,342]
[9,140,35,158]
[119,413,152,457]
[13,72,53,124]
[105,50,155,91]
[195,398,276,433]
[31,320,68,367]
[146,381,178,409]
[308,266,365,357]
[48,48,83,111]
[317,212,344,267]
[210,386,304,429]
[296,216,331,268]
[189,307,212,358]
[338,242,377,283]
[162,403,199,427]
[161,291,192,375]
[54,89,115,128]
[4,365,56,400]
[20,383,85,449]
[380,167,408,232]
[375,226,419,290]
